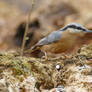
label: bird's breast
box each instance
[42,33,92,54]
[42,35,78,54]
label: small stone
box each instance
[56,65,61,71]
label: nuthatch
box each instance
[30,23,92,55]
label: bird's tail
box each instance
[31,45,39,50]
[24,44,42,54]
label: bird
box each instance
[26,23,92,58]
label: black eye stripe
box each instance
[62,25,86,31]
[76,27,86,31]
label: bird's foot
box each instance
[41,52,48,61]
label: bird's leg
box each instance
[41,51,48,61]
[44,52,48,60]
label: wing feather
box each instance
[36,31,62,46]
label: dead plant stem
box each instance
[21,0,35,56]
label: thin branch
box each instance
[21,0,35,56]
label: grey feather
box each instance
[67,23,84,27]
[36,31,62,46]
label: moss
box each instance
[0,44,92,89]
[12,61,25,75]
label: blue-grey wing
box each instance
[36,31,62,46]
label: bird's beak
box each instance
[85,30,92,33]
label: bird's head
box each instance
[61,23,92,34]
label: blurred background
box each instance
[0,0,92,51]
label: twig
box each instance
[21,0,35,56]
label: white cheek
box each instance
[68,28,82,33]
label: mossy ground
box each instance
[0,44,92,91]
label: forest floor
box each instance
[0,43,92,92]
